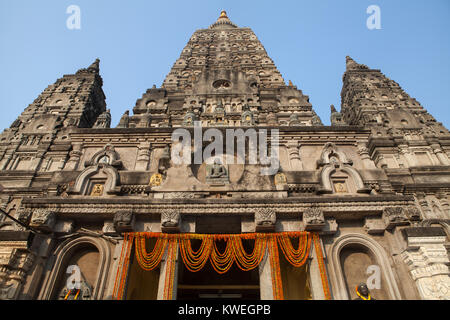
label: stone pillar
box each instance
[308,239,327,300]
[402,227,450,300]
[431,144,450,166]
[286,140,302,170]
[258,247,274,300]
[135,142,151,171]
[436,193,450,219]
[0,153,13,170]
[399,145,416,167]
[64,143,83,171]
[157,241,179,300]
[357,142,376,169]
[29,151,45,171]
[0,235,35,300]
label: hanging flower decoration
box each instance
[112,232,331,301]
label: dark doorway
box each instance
[177,239,260,300]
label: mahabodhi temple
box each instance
[0,11,449,300]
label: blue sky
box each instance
[1,0,449,129]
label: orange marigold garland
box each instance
[163,237,178,300]
[112,232,134,300]
[210,238,235,274]
[277,232,311,267]
[179,234,213,272]
[135,233,168,271]
[230,235,266,271]
[313,233,332,300]
[115,232,329,300]
[268,234,284,300]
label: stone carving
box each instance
[382,207,409,229]
[116,110,130,128]
[402,229,450,300]
[161,209,181,233]
[90,184,104,196]
[30,209,56,232]
[93,109,111,128]
[149,173,164,187]
[206,159,229,184]
[320,218,339,235]
[330,105,346,126]
[255,208,276,232]
[406,206,422,221]
[183,110,197,126]
[113,211,135,233]
[303,207,325,231]
[241,105,254,126]
[364,217,386,234]
[53,220,74,234]
[274,172,287,185]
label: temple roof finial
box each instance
[219,10,228,19]
[210,10,238,29]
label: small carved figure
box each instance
[113,211,135,232]
[90,184,103,196]
[274,173,287,185]
[354,283,376,300]
[206,159,229,184]
[149,173,163,187]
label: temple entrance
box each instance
[177,239,260,300]
[125,239,160,300]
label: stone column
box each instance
[135,142,151,171]
[431,144,450,166]
[258,247,274,300]
[308,239,327,300]
[157,241,179,300]
[357,142,376,169]
[286,140,303,170]
[29,151,45,171]
[402,227,450,300]
[399,145,416,167]
[64,143,83,171]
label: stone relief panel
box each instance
[303,207,325,231]
[161,208,181,233]
[113,211,135,233]
[255,208,276,232]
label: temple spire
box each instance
[346,56,368,71]
[88,58,100,73]
[209,10,238,29]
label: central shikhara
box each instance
[0,11,449,301]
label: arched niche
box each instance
[319,165,367,194]
[73,165,119,196]
[317,143,368,194]
[328,234,402,300]
[38,236,111,300]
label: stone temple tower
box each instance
[0,11,449,301]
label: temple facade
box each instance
[0,11,449,300]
